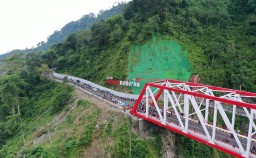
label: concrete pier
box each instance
[139,119,149,134]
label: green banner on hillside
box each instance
[128,36,192,94]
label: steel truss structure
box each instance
[130,79,256,158]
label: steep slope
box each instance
[2,84,164,157]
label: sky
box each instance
[0,0,131,54]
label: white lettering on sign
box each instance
[107,76,113,79]
[119,80,140,87]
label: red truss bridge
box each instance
[130,79,256,158]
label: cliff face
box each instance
[161,130,178,158]
[14,86,165,157]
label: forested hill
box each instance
[0,0,256,157]
[36,2,126,51]
[42,0,256,91]
[0,2,126,60]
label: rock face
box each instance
[161,130,177,158]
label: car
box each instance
[119,102,127,106]
[223,138,229,142]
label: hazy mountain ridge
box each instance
[0,2,126,60]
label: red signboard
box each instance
[106,79,140,87]
[106,79,119,85]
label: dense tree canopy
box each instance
[0,0,255,157]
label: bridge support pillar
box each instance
[139,119,149,134]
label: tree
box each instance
[91,20,110,50]
[3,53,26,75]
[42,49,58,68]
[63,33,77,51]
[26,52,42,73]
[0,74,27,115]
[0,74,29,146]
[35,64,51,77]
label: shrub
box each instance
[51,90,72,114]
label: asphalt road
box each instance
[64,77,137,108]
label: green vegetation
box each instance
[175,133,233,158]
[20,99,99,157]
[111,118,162,158]
[0,0,255,157]
[4,97,162,157]
[0,53,163,157]
[0,77,74,157]
[0,52,74,157]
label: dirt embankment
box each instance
[26,84,177,157]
